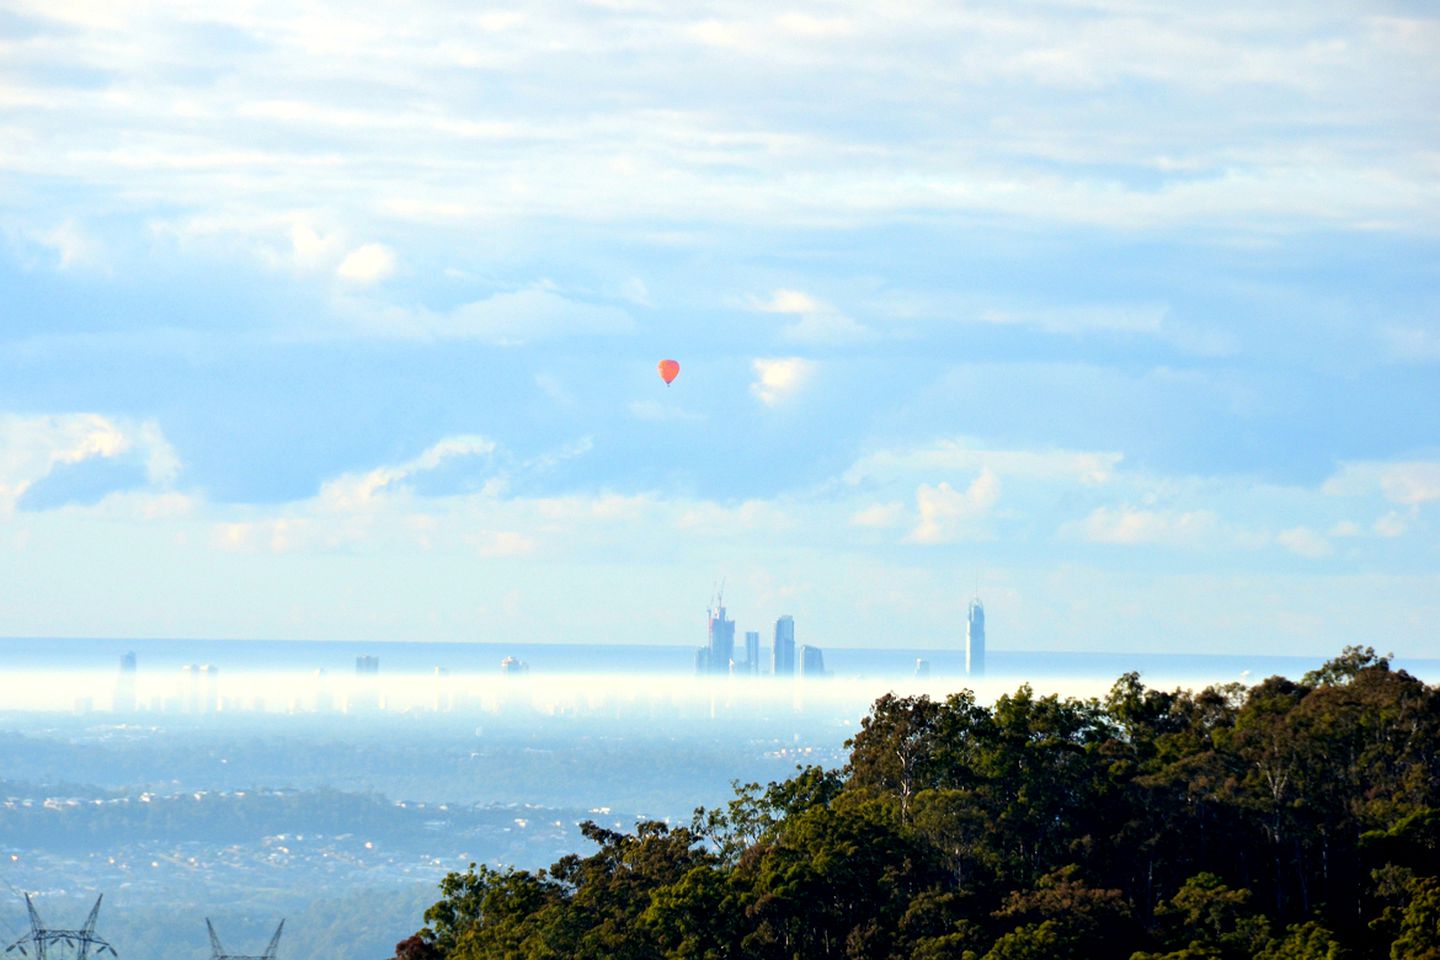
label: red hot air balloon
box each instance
[657,359,680,386]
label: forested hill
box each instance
[392,647,1440,959]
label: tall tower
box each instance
[744,631,760,675]
[966,598,985,677]
[772,615,795,676]
[706,591,736,675]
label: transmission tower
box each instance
[4,893,117,959]
[205,919,284,960]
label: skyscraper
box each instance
[706,599,735,675]
[772,615,795,676]
[799,644,826,677]
[744,631,760,675]
[966,598,985,677]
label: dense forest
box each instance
[391,648,1440,959]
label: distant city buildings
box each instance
[772,615,795,676]
[695,595,736,675]
[693,597,820,679]
[799,645,826,677]
[181,663,219,714]
[114,651,137,712]
[966,597,985,677]
[500,656,529,676]
[350,655,380,713]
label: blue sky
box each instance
[1,0,1437,656]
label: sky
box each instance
[1,0,1437,657]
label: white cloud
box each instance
[907,470,1001,544]
[750,357,816,406]
[973,303,1233,356]
[1374,511,1409,538]
[1379,465,1440,506]
[674,498,795,536]
[1276,526,1332,559]
[336,243,396,284]
[290,222,345,270]
[851,502,907,529]
[453,286,635,342]
[534,373,574,408]
[319,435,497,511]
[846,439,1121,487]
[1330,513,1410,539]
[1,0,1435,253]
[1073,506,1220,547]
[779,312,873,345]
[135,420,181,485]
[333,285,636,344]
[757,289,823,315]
[979,304,1167,336]
[37,220,105,271]
[754,289,872,345]
[1323,460,1440,506]
[478,531,537,558]
[619,277,652,306]
[0,413,179,518]
[775,13,855,38]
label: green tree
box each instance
[1254,921,1348,960]
[1136,873,1270,960]
[987,865,1136,959]
[1388,875,1440,960]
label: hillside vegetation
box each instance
[395,647,1440,959]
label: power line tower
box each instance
[4,893,117,959]
[206,919,284,960]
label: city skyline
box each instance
[696,596,812,677]
[0,2,1436,658]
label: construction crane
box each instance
[206,919,284,960]
[4,893,117,959]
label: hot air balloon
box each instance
[657,359,680,386]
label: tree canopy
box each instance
[394,648,1440,959]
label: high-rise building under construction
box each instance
[695,589,736,675]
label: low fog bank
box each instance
[9,641,1435,716]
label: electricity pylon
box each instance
[206,919,284,960]
[4,893,117,959]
